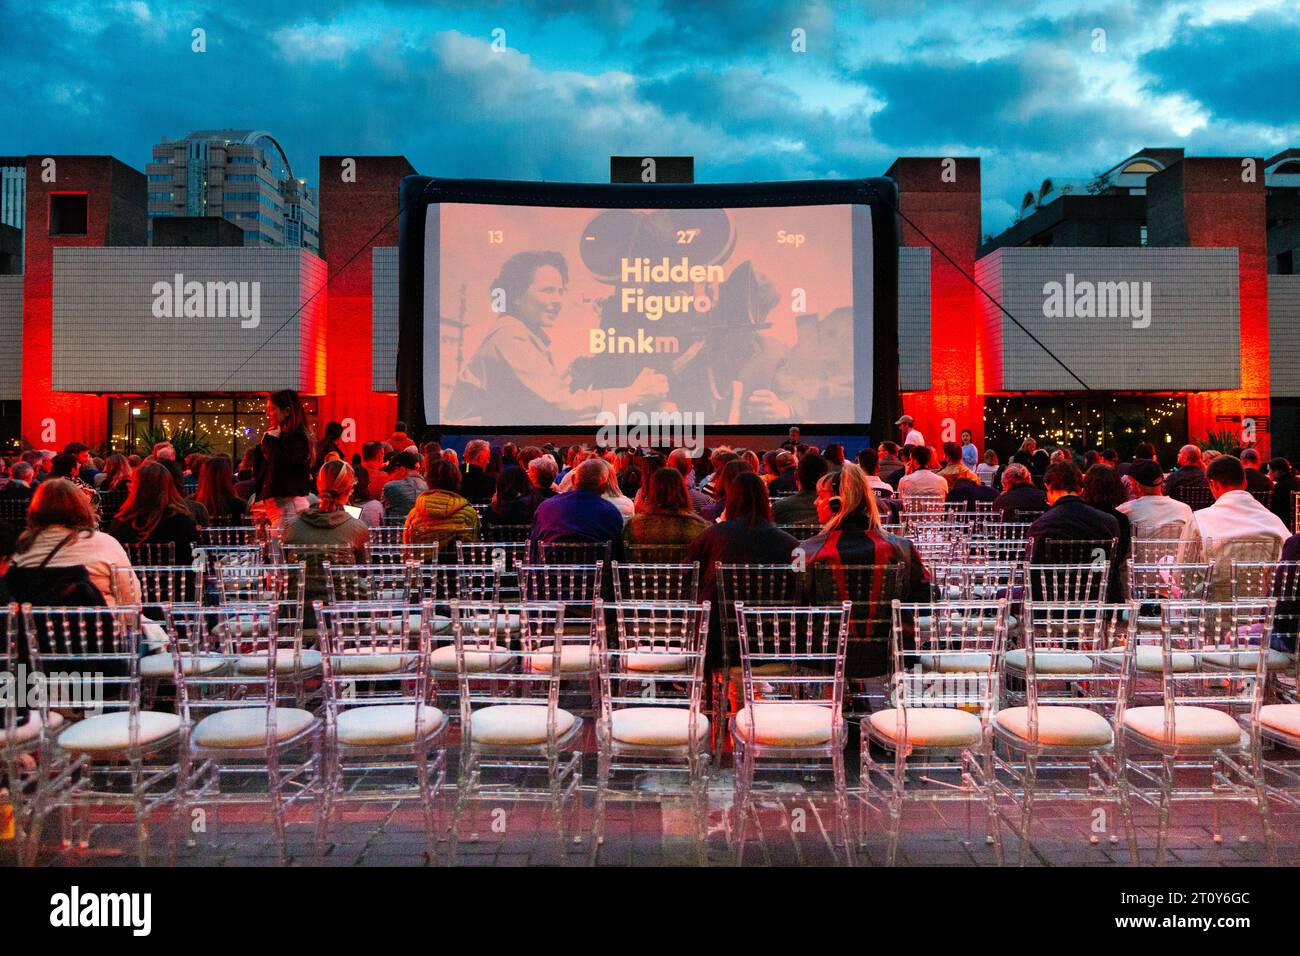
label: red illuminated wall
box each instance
[21,156,145,449]
[315,156,413,456]
[1148,158,1271,457]
[886,157,984,450]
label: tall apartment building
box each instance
[146,130,320,254]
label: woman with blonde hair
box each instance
[796,463,930,675]
[9,478,140,605]
[284,460,371,616]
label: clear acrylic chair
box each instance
[808,562,908,713]
[3,605,69,865]
[193,543,266,573]
[593,600,711,864]
[1132,535,1185,565]
[168,601,323,866]
[125,541,176,566]
[625,542,690,564]
[993,601,1139,865]
[713,563,806,755]
[323,561,416,604]
[368,524,405,546]
[21,604,183,865]
[1026,561,1112,604]
[1232,560,1300,700]
[111,563,203,674]
[611,561,700,602]
[314,600,447,863]
[730,602,854,865]
[457,541,528,601]
[449,599,584,864]
[213,563,315,706]
[1191,535,1285,602]
[481,523,533,543]
[1120,599,1277,864]
[199,525,259,547]
[537,539,613,566]
[863,600,1008,866]
[368,542,441,567]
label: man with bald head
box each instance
[529,456,624,560]
[1164,444,1211,507]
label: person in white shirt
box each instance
[9,478,140,605]
[1117,459,1192,539]
[897,445,948,500]
[895,414,925,447]
[1180,455,1290,599]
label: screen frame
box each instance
[397,175,901,440]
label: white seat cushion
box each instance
[995,706,1113,747]
[235,649,323,675]
[330,653,412,675]
[1203,649,1294,671]
[918,652,992,673]
[610,707,709,747]
[869,707,982,747]
[1004,648,1094,674]
[1123,705,1243,747]
[191,707,315,749]
[334,704,445,746]
[140,652,227,679]
[733,703,836,746]
[625,651,690,673]
[1258,704,1300,739]
[0,711,64,746]
[529,645,594,673]
[57,711,181,753]
[469,704,577,745]
[429,643,510,672]
[1101,647,1196,673]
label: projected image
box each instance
[431,202,861,426]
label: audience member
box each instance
[623,467,710,550]
[773,451,828,525]
[1179,455,1289,599]
[897,445,947,500]
[9,478,139,605]
[1164,444,1211,506]
[1116,459,1192,539]
[108,461,201,565]
[991,463,1047,522]
[530,457,624,560]
[404,457,480,548]
[461,439,496,503]
[194,455,249,522]
[381,450,428,520]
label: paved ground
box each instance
[8,748,1298,867]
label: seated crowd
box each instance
[2,396,1299,669]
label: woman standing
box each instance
[253,389,313,528]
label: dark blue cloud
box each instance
[1140,9,1300,127]
[0,0,1292,237]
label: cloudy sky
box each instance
[2,0,1296,233]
